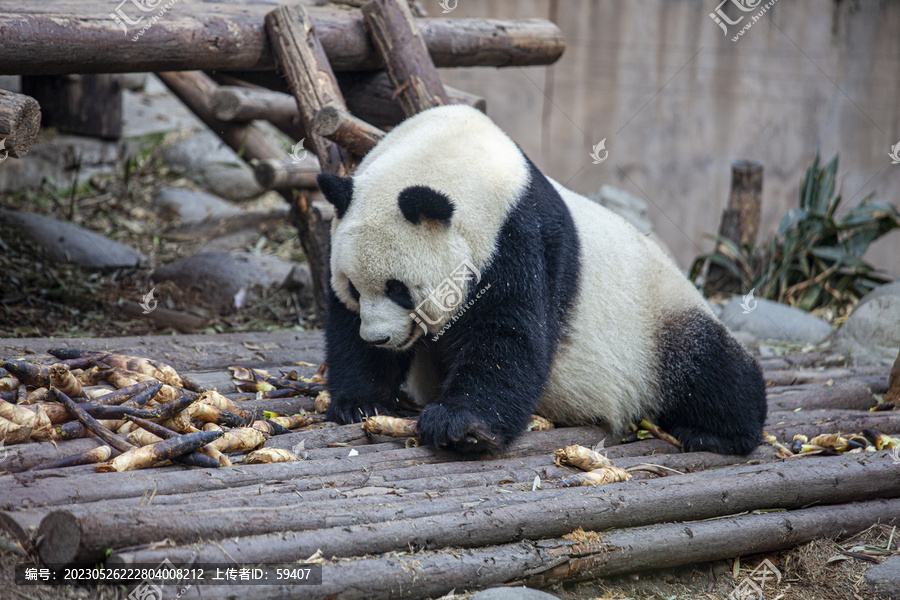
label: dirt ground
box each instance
[1,524,894,599]
[0,135,311,339]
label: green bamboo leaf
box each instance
[778,208,808,236]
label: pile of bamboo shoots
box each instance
[0,351,323,472]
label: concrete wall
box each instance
[438,0,900,276]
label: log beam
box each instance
[156,71,283,162]
[254,159,320,190]
[313,106,384,157]
[0,6,565,75]
[0,88,40,158]
[106,452,900,567]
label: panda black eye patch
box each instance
[385,279,414,309]
[347,280,361,302]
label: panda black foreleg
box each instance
[417,324,548,454]
[654,310,767,455]
[324,290,413,424]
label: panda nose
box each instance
[366,336,391,346]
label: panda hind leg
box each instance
[653,309,767,456]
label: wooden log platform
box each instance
[0,2,565,76]
[0,332,896,599]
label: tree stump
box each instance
[21,75,122,140]
[0,89,41,159]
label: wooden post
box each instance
[0,89,41,159]
[362,0,450,116]
[719,160,763,248]
[21,75,122,140]
[265,4,358,316]
[313,106,384,157]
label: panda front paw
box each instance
[417,403,505,455]
[326,395,399,425]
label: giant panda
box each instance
[316,105,767,455]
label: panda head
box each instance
[316,105,529,351]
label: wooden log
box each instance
[265,4,354,315]
[0,6,564,75]
[254,159,320,190]
[211,83,300,122]
[766,379,876,411]
[313,105,384,156]
[758,350,848,371]
[765,408,900,430]
[161,499,899,600]
[0,510,44,547]
[55,440,761,516]
[362,0,449,117]
[210,85,306,141]
[21,74,121,140]
[28,446,112,472]
[885,347,900,405]
[34,446,775,564]
[0,438,107,474]
[211,75,485,130]
[156,71,283,162]
[764,365,886,387]
[0,88,40,158]
[1,426,612,508]
[718,160,763,248]
[107,452,900,566]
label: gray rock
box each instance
[121,72,148,92]
[1,209,147,268]
[199,229,258,254]
[856,280,900,310]
[163,131,264,201]
[122,75,202,139]
[720,296,833,345]
[151,252,294,310]
[164,130,239,174]
[469,587,559,600]
[865,555,900,599]
[0,75,20,93]
[154,188,241,224]
[587,184,652,233]
[1,134,119,194]
[198,161,265,202]
[834,295,900,366]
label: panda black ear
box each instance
[317,173,354,219]
[398,186,454,226]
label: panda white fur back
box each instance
[317,105,766,455]
[539,180,714,427]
